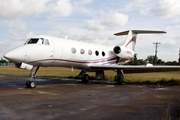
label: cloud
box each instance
[0,0,48,19]
[85,11,128,31]
[74,0,93,14]
[141,0,180,18]
[48,26,70,38]
[5,20,27,30]
[47,26,122,46]
[124,0,148,12]
[86,20,105,31]
[10,32,31,41]
[165,25,180,31]
[46,0,73,19]
[0,32,34,58]
[0,0,93,20]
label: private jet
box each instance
[4,30,180,88]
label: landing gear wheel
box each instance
[115,76,123,84]
[26,80,35,88]
[30,81,36,88]
[27,66,39,88]
[26,80,31,88]
[81,74,89,83]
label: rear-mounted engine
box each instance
[113,46,134,58]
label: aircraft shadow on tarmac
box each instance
[0,74,157,89]
[0,75,137,88]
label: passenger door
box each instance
[41,39,54,65]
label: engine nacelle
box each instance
[15,63,33,70]
[113,46,134,58]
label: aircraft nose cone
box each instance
[4,47,25,63]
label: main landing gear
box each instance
[78,70,124,84]
[26,66,40,88]
[79,70,89,82]
[114,70,124,84]
[78,70,106,83]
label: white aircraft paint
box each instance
[4,30,180,88]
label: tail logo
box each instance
[125,36,136,47]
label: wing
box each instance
[90,65,180,74]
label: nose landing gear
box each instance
[26,80,36,88]
[26,66,40,88]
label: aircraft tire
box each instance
[115,76,123,85]
[30,81,36,88]
[82,74,89,83]
[26,80,31,88]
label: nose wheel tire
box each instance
[26,80,30,88]
[26,80,36,88]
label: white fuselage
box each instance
[5,35,132,72]
[4,30,170,88]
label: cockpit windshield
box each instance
[27,38,39,44]
[25,38,50,45]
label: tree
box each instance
[0,58,8,63]
[127,55,146,65]
[156,59,165,65]
[165,61,178,65]
[146,56,154,64]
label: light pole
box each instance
[153,42,160,64]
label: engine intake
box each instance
[113,46,121,54]
[113,46,134,59]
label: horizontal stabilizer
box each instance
[114,30,166,36]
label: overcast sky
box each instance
[0,0,180,62]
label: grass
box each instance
[0,67,180,85]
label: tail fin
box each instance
[114,30,166,51]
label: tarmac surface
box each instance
[0,74,179,120]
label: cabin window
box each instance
[80,49,85,54]
[102,51,105,56]
[88,50,92,55]
[44,39,50,45]
[27,38,39,44]
[95,51,99,56]
[71,47,76,54]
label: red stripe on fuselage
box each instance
[28,57,117,64]
[27,57,134,67]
